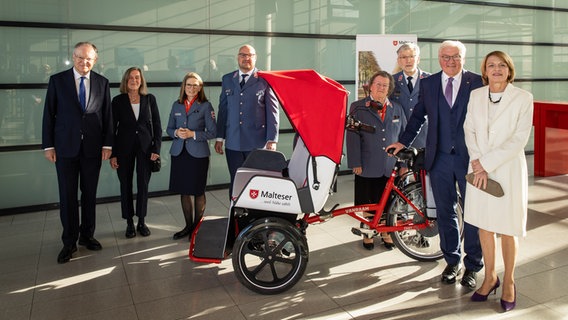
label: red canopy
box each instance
[257,70,348,164]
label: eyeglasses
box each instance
[372,83,390,89]
[186,83,201,88]
[440,55,462,62]
[73,55,96,63]
[238,53,256,58]
[398,55,416,60]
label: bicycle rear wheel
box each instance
[387,182,463,262]
[232,217,308,294]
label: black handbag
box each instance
[148,97,161,172]
[151,157,161,172]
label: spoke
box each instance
[273,255,296,265]
[269,260,280,281]
[248,256,269,276]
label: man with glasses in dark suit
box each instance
[42,41,113,264]
[387,40,483,290]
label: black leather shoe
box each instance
[362,241,374,250]
[460,269,477,289]
[173,226,192,240]
[137,223,151,237]
[78,237,102,251]
[441,263,461,284]
[57,245,77,264]
[125,223,136,238]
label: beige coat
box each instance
[463,84,533,237]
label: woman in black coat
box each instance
[110,67,162,238]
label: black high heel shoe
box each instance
[500,284,516,311]
[471,277,500,302]
[360,222,374,250]
[381,233,395,250]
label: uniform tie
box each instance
[240,74,248,88]
[445,77,454,107]
[407,76,413,93]
[79,76,86,111]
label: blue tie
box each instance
[79,76,86,111]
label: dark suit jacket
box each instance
[111,93,162,158]
[390,68,431,148]
[399,70,483,170]
[42,68,113,157]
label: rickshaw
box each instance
[189,69,462,295]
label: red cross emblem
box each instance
[249,189,259,199]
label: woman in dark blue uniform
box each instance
[167,72,216,240]
[346,71,407,250]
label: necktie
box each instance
[445,77,454,107]
[240,74,247,88]
[407,76,413,93]
[79,76,86,111]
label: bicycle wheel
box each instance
[387,182,463,262]
[232,217,308,294]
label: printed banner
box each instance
[356,34,417,100]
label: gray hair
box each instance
[438,40,466,58]
[397,42,420,57]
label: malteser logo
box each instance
[394,40,413,46]
[249,189,259,199]
[248,189,294,201]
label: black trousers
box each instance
[354,175,389,217]
[55,149,102,247]
[116,140,152,220]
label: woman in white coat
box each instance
[463,51,533,311]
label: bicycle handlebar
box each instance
[387,147,418,163]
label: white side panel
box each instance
[234,176,303,214]
[308,156,336,212]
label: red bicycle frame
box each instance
[304,165,434,234]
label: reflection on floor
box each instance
[2,156,568,319]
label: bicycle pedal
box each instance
[351,227,376,237]
[351,227,362,236]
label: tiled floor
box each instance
[2,156,568,319]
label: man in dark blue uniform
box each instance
[214,45,279,198]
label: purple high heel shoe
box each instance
[471,277,500,302]
[500,285,516,311]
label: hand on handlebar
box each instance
[386,142,405,156]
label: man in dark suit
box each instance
[214,44,279,198]
[387,40,483,289]
[42,41,113,264]
[390,42,431,149]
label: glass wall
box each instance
[1,0,566,211]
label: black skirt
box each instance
[169,149,209,195]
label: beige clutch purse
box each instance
[465,173,504,198]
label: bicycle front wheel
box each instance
[387,182,445,261]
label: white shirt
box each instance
[238,71,250,85]
[131,103,140,120]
